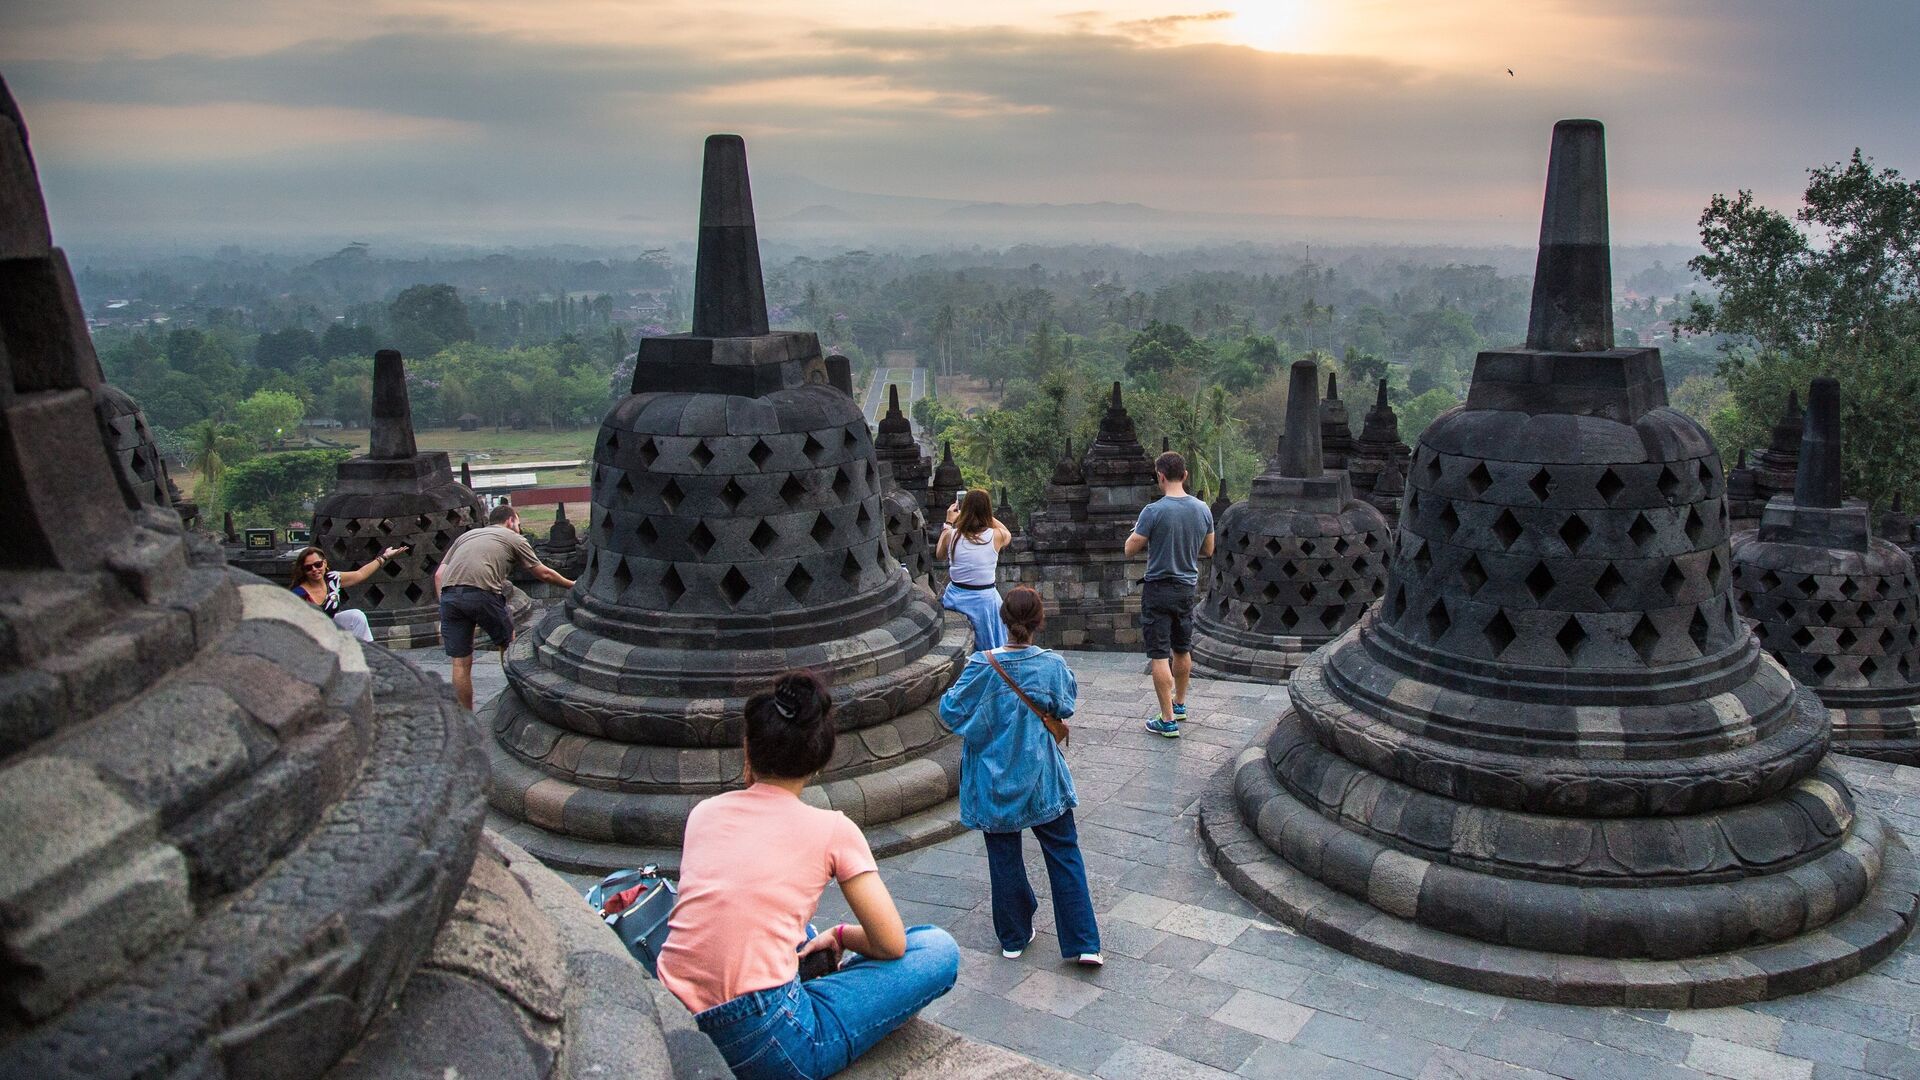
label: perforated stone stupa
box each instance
[1193,361,1391,684]
[484,135,970,873]
[311,349,486,647]
[1344,377,1412,528]
[1732,378,1920,765]
[1728,391,1804,530]
[1200,120,1917,1006]
[0,81,709,1080]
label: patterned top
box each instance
[292,570,343,615]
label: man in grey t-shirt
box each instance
[1125,451,1215,738]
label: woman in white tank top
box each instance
[937,489,1013,651]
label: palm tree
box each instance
[1202,385,1236,493]
[188,420,225,489]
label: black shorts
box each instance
[440,587,514,658]
[1141,579,1197,661]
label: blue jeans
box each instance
[983,809,1101,957]
[694,926,959,1080]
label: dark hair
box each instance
[289,545,328,586]
[1000,586,1046,646]
[955,488,994,541]
[743,671,836,780]
[1154,451,1187,483]
[488,503,519,526]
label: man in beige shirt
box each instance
[436,503,575,709]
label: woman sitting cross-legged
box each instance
[657,671,960,1080]
[289,544,407,643]
[938,586,1103,966]
[936,488,1013,651]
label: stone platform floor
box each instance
[410,647,1920,1080]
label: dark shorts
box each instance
[1141,579,1197,661]
[440,587,514,658]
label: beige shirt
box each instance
[438,525,541,594]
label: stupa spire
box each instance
[1278,360,1324,479]
[1794,376,1843,509]
[368,349,419,460]
[1524,119,1613,352]
[691,134,769,338]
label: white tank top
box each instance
[948,529,999,586]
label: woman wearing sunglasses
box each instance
[289,544,407,642]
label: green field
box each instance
[320,425,597,487]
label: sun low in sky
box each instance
[2,0,1916,248]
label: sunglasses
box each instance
[302,560,327,570]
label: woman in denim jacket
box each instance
[938,586,1103,965]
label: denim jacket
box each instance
[937,645,1078,833]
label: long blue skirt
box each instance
[941,582,1006,651]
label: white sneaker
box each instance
[1002,929,1038,959]
[1075,953,1105,967]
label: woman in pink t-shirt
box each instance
[657,672,959,1080]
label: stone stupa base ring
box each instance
[1190,626,1325,684]
[1827,704,1920,766]
[1200,722,1920,1007]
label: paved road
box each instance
[414,645,1920,1080]
[863,363,927,436]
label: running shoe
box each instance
[1075,953,1105,967]
[1146,716,1182,738]
[1002,929,1038,960]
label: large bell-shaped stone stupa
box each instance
[1192,361,1391,684]
[1201,120,1917,1006]
[484,135,971,872]
[1732,378,1920,765]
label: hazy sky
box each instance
[5,0,1917,249]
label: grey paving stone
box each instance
[1757,996,1918,1044]
[1195,945,1315,997]
[1596,1011,1695,1064]
[1291,1011,1440,1079]
[1462,1021,1572,1073]
[1685,1036,1815,1080]
[1091,916,1167,960]
[1777,1022,1871,1070]
[1142,931,1218,971]
[1666,1006,1787,1049]
[1157,904,1256,946]
[933,984,1124,1075]
[1866,1038,1920,1080]
[1156,1015,1265,1073]
[1211,987,1315,1042]
[1229,925,1351,974]
[1008,967,1104,1019]
[1072,990,1183,1045]
[1145,971,1239,1018]
[1094,1040,1239,1080]
[1496,999,1609,1041]
[1552,1038,1701,1080]
[1238,1037,1404,1080]
[1416,1046,1559,1080]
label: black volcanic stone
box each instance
[1212,118,1915,1004]
[1196,361,1390,684]
[1318,372,1354,471]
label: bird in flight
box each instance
[1507,68,1515,76]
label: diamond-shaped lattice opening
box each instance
[1232,578,1247,597]
[802,433,829,464]
[1684,506,1705,545]
[1411,540,1432,576]
[1528,468,1553,502]
[811,513,836,548]
[1628,513,1657,549]
[637,437,659,468]
[1525,562,1556,602]
[606,431,620,452]
[1425,599,1452,641]
[719,478,748,510]
[1837,627,1858,649]
[1698,460,1714,488]
[781,475,809,504]
[364,585,386,607]
[1318,560,1334,578]
[616,473,636,496]
[1371,578,1386,598]
[1896,600,1910,620]
[748,439,774,469]
[659,566,686,606]
[1300,582,1318,603]
[1490,508,1523,550]
[1333,537,1350,555]
[750,521,779,552]
[1840,577,1860,600]
[1279,607,1300,630]
[1880,627,1899,649]
[404,582,425,604]
[1662,561,1687,598]
[1338,580,1357,601]
[1760,569,1782,592]
[1903,657,1914,680]
[1689,608,1712,653]
[1658,466,1681,501]
[1483,609,1517,655]
[841,550,863,584]
[1595,468,1626,505]
[414,514,433,530]
[1707,552,1724,589]
[1556,616,1588,660]
[1439,504,1461,539]
[1424,453,1443,485]
[1460,554,1488,595]
[688,521,717,556]
[1593,564,1625,605]
[659,477,683,513]
[855,504,874,530]
[720,566,751,607]
[1245,605,1265,630]
[1812,655,1836,679]
[1861,656,1880,679]
[636,517,659,544]
[612,557,633,591]
[1405,492,1420,518]
[690,440,716,470]
[1301,539,1317,556]
[1628,614,1661,662]
[1791,626,1816,649]
[1816,601,1837,622]
[1265,537,1284,556]
[784,564,813,601]
[1388,584,1407,622]
[1281,560,1299,577]
[1559,514,1592,554]
[1738,592,1756,618]
[1262,583,1281,602]
[1466,462,1493,495]
[1247,557,1264,574]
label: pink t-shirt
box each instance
[657,784,879,1015]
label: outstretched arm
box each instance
[338,545,407,588]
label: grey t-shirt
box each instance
[1133,495,1214,585]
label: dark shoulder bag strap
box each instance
[984,650,1070,747]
